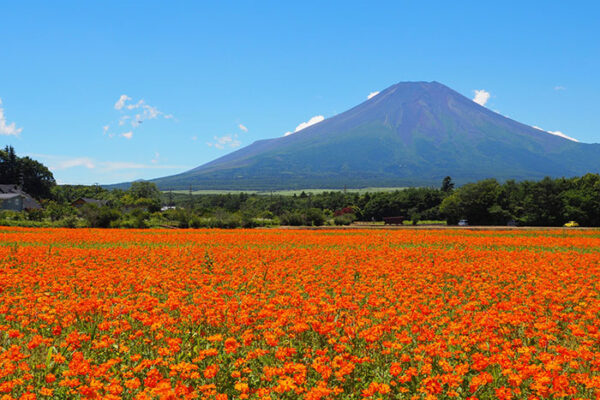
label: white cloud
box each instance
[107,95,173,135]
[132,103,161,127]
[208,134,241,149]
[0,99,23,136]
[284,115,325,136]
[122,131,133,139]
[473,89,491,106]
[296,115,324,131]
[118,115,130,126]
[554,86,566,91]
[532,125,578,142]
[29,153,188,172]
[367,91,380,100]
[126,100,144,110]
[57,157,96,170]
[103,125,110,134]
[191,135,198,141]
[239,123,248,132]
[151,152,160,164]
[114,95,131,110]
[548,130,577,141]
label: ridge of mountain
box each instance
[125,81,600,190]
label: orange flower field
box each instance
[1,227,600,400]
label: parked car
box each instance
[458,219,469,226]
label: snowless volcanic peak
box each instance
[130,81,600,190]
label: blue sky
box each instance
[1,1,598,184]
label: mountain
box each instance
[149,81,600,190]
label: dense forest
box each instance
[1,146,600,228]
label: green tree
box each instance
[0,146,19,183]
[0,146,56,199]
[559,174,600,226]
[124,182,161,212]
[441,176,454,193]
[521,177,566,226]
[129,181,161,201]
[45,201,74,222]
[79,204,121,228]
[19,156,56,199]
[440,179,510,225]
[439,194,462,225]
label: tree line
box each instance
[38,174,600,228]
[1,146,600,227]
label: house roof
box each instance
[23,197,42,209]
[0,184,22,194]
[0,184,41,209]
[0,193,22,200]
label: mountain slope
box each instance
[150,81,600,190]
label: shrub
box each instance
[58,216,80,228]
[334,213,356,226]
[280,211,306,226]
[306,208,325,226]
[79,204,122,228]
[189,215,207,228]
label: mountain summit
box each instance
[151,81,600,190]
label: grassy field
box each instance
[1,227,599,399]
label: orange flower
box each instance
[203,364,219,379]
[0,227,598,398]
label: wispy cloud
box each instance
[29,153,189,172]
[554,86,566,91]
[151,152,160,164]
[114,95,131,110]
[118,115,130,126]
[238,123,248,132]
[532,125,578,142]
[55,157,96,170]
[367,91,380,100]
[106,94,174,138]
[207,134,241,149]
[284,115,325,136]
[473,89,491,106]
[0,98,23,136]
